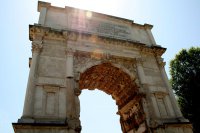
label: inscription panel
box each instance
[68,15,132,40]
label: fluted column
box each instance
[66,48,74,78]
[22,41,42,118]
[157,57,183,117]
[65,48,75,117]
[151,94,160,118]
[65,48,81,133]
[136,58,146,85]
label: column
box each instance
[65,48,81,132]
[164,95,175,117]
[65,48,75,117]
[151,94,160,118]
[22,41,42,118]
[66,48,74,78]
[136,58,146,85]
[157,57,183,117]
[74,81,81,119]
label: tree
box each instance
[170,47,200,133]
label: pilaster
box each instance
[66,48,75,78]
[21,40,43,120]
[65,48,81,132]
[136,58,146,85]
[156,56,183,118]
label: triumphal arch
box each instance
[13,1,193,133]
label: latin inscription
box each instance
[69,16,132,40]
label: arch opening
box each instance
[80,90,121,133]
[79,63,146,133]
[79,63,139,107]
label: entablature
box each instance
[29,25,166,56]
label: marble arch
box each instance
[78,62,146,132]
[13,1,193,133]
[79,63,139,103]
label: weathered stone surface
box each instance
[14,1,193,133]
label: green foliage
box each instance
[170,47,200,133]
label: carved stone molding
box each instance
[156,57,166,67]
[29,25,166,56]
[43,85,60,92]
[32,41,43,53]
[135,57,145,65]
[153,46,166,56]
[63,31,78,41]
[73,50,137,81]
[62,31,68,40]
[164,123,193,128]
[154,91,168,99]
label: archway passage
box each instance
[79,63,139,109]
[80,90,121,133]
[79,63,146,132]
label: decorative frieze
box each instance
[73,50,137,78]
[29,25,166,56]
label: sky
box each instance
[0,0,199,133]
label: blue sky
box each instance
[0,0,199,133]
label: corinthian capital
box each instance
[65,48,75,56]
[32,41,43,53]
[156,57,166,67]
[135,58,144,65]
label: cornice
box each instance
[29,25,166,56]
[37,1,153,30]
[144,23,153,30]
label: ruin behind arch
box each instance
[13,1,193,133]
